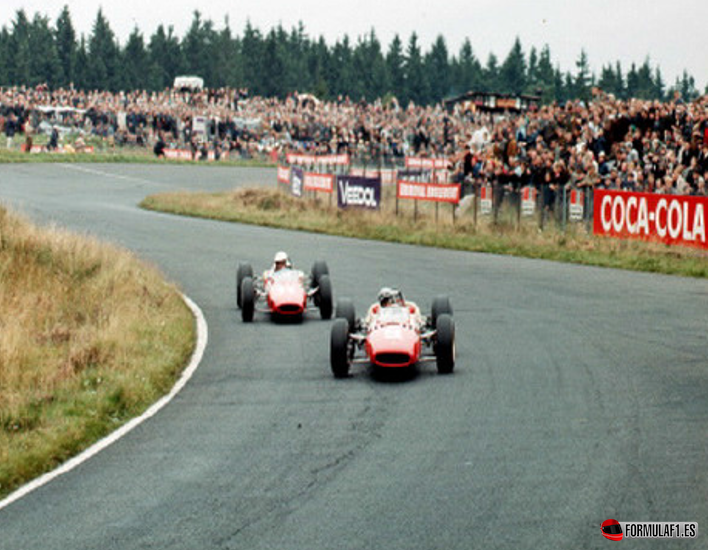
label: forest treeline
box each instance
[0,6,701,105]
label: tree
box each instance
[330,36,354,98]
[574,49,591,101]
[9,10,31,85]
[500,36,526,95]
[29,14,63,87]
[240,20,263,93]
[55,5,76,86]
[451,38,481,95]
[526,46,538,95]
[425,34,450,102]
[404,32,429,105]
[86,8,120,90]
[536,45,555,103]
[261,28,287,97]
[353,30,387,101]
[121,27,148,90]
[147,24,184,90]
[386,34,405,99]
[481,52,500,93]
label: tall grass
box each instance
[0,205,195,499]
[141,187,708,278]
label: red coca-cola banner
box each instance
[396,180,461,204]
[286,153,350,166]
[303,172,334,193]
[405,157,449,170]
[593,189,707,249]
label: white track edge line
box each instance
[0,293,208,512]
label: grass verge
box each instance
[0,205,195,500]
[141,187,708,278]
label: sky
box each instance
[2,0,707,90]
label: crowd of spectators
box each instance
[2,84,708,199]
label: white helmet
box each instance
[274,251,288,264]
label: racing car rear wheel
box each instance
[431,295,453,327]
[311,260,329,288]
[241,277,255,322]
[330,318,351,378]
[317,274,333,319]
[335,298,356,331]
[236,262,254,309]
[435,313,455,374]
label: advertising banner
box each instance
[303,172,334,193]
[593,189,707,249]
[277,165,290,185]
[405,157,449,170]
[521,186,537,216]
[290,166,304,198]
[336,175,381,209]
[286,153,350,166]
[569,189,585,221]
[396,180,461,204]
[480,185,493,215]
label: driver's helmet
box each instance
[378,287,405,307]
[273,251,290,271]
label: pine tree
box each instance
[386,34,405,100]
[574,49,591,101]
[240,20,263,93]
[9,10,31,85]
[451,38,481,95]
[526,46,538,95]
[29,14,63,87]
[482,53,500,93]
[55,5,76,87]
[404,32,429,105]
[425,34,450,102]
[122,26,148,90]
[536,45,555,102]
[86,8,120,90]
[500,36,526,95]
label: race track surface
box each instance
[1,163,707,549]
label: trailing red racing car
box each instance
[330,288,455,377]
[236,252,333,322]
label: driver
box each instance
[264,251,292,282]
[365,287,422,327]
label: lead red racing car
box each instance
[236,253,333,322]
[329,288,455,377]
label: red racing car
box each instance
[236,255,333,322]
[330,288,455,377]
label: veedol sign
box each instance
[593,189,707,249]
[336,176,381,209]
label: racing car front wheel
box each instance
[335,298,356,331]
[236,262,254,309]
[311,260,329,288]
[435,313,455,374]
[241,277,255,322]
[317,274,333,319]
[330,318,351,378]
[431,295,453,327]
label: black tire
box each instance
[317,274,333,319]
[241,277,255,322]
[330,318,350,378]
[335,298,356,331]
[431,295,453,327]
[311,260,329,288]
[236,262,253,309]
[435,313,455,374]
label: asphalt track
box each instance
[1,163,707,549]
